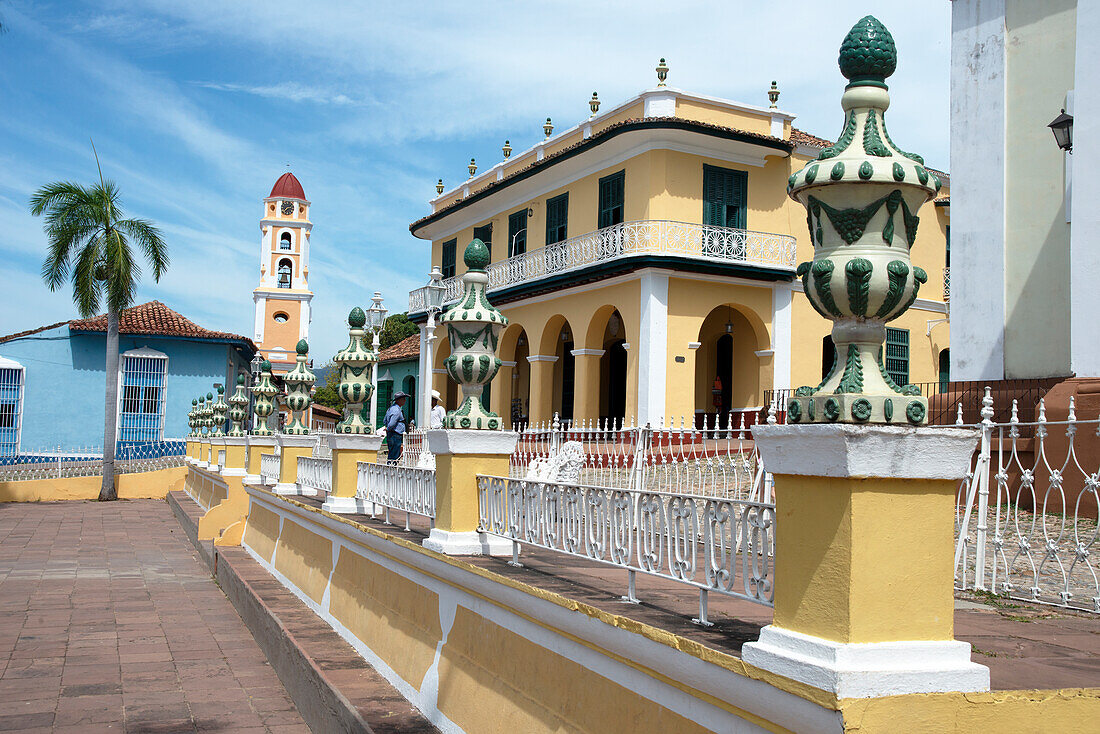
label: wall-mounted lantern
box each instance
[1049,109,1073,153]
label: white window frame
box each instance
[117,347,168,443]
[0,357,25,457]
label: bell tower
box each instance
[253,172,314,374]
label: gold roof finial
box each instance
[502,140,512,159]
[435,178,444,195]
[656,58,669,87]
[768,80,780,109]
[543,117,553,138]
[468,158,477,177]
[589,92,600,116]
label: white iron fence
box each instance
[511,416,766,501]
[259,453,280,484]
[409,220,797,312]
[0,440,186,481]
[356,460,436,530]
[296,456,332,495]
[955,392,1100,613]
[478,475,775,623]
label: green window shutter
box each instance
[376,381,393,429]
[473,224,492,262]
[441,239,457,278]
[945,225,950,268]
[885,327,910,386]
[508,210,528,257]
[703,165,747,228]
[598,170,625,229]
[546,193,569,245]
[938,349,950,392]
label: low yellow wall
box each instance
[0,465,186,503]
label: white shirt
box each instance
[430,404,446,429]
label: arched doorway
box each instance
[938,348,950,391]
[594,309,628,425]
[693,304,763,429]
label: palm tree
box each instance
[30,146,169,501]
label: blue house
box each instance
[0,301,256,456]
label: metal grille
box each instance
[118,354,166,444]
[0,367,24,457]
[884,327,910,387]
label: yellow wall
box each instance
[0,465,186,502]
[674,98,774,137]
[257,297,302,359]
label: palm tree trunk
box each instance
[99,308,119,501]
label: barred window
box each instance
[118,350,167,444]
[0,364,23,457]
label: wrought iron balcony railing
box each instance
[943,266,950,302]
[409,220,798,312]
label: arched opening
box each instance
[938,348,950,391]
[433,335,458,412]
[279,232,292,251]
[499,325,531,428]
[693,304,762,429]
[595,309,628,425]
[537,316,575,425]
[277,259,293,289]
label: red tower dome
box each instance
[269,172,306,200]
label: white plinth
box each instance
[272,483,300,495]
[742,625,990,699]
[426,428,519,455]
[321,495,372,514]
[423,528,513,556]
[276,434,316,449]
[220,468,245,479]
[246,435,277,448]
[242,475,261,485]
[326,433,384,452]
[293,483,324,497]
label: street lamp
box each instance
[366,292,388,431]
[422,267,447,429]
[249,354,264,431]
[1049,109,1073,153]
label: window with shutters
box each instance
[884,327,910,387]
[598,170,625,229]
[473,224,492,262]
[441,239,457,278]
[546,193,569,245]
[939,348,950,392]
[0,363,24,457]
[118,349,167,444]
[508,209,528,257]
[376,380,393,429]
[703,165,747,229]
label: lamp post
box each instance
[421,267,447,428]
[1049,108,1073,153]
[249,354,263,432]
[366,292,388,431]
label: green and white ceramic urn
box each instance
[203,392,216,435]
[250,360,278,436]
[282,339,316,435]
[441,238,508,430]
[188,398,198,437]
[333,307,377,434]
[226,375,250,437]
[786,16,940,426]
[210,385,228,437]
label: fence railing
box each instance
[356,461,436,529]
[954,391,1100,613]
[0,440,186,481]
[477,475,775,623]
[296,456,332,495]
[409,220,797,312]
[510,416,765,501]
[259,453,280,484]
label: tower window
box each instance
[273,312,289,324]
[277,259,293,289]
[279,233,292,251]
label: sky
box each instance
[0,1,951,359]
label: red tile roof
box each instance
[790,128,833,148]
[0,320,71,344]
[66,301,255,349]
[379,334,420,363]
[269,172,306,200]
[311,403,341,419]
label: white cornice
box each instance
[260,218,313,231]
[527,355,559,363]
[253,290,314,303]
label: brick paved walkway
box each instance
[0,500,310,733]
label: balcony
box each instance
[409,220,798,311]
[944,266,950,302]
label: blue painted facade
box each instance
[0,323,254,454]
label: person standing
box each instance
[384,392,409,463]
[430,390,446,429]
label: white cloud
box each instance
[192,81,362,106]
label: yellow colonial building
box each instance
[408,65,950,428]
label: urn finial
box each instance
[282,339,316,434]
[210,384,228,437]
[785,17,937,426]
[250,360,278,435]
[332,307,377,433]
[226,374,250,436]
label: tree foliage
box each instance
[312,362,344,411]
[379,312,419,351]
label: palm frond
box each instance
[29,181,87,217]
[116,218,169,282]
[72,237,103,318]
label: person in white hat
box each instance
[430,390,446,429]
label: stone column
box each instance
[527,356,557,425]
[321,434,383,514]
[744,424,989,697]
[570,349,604,423]
[273,435,315,495]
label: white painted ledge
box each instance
[427,429,519,455]
[742,625,989,699]
[422,528,513,556]
[320,495,372,514]
[751,424,979,480]
[326,434,383,452]
[276,435,316,449]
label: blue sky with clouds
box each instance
[0,1,950,359]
